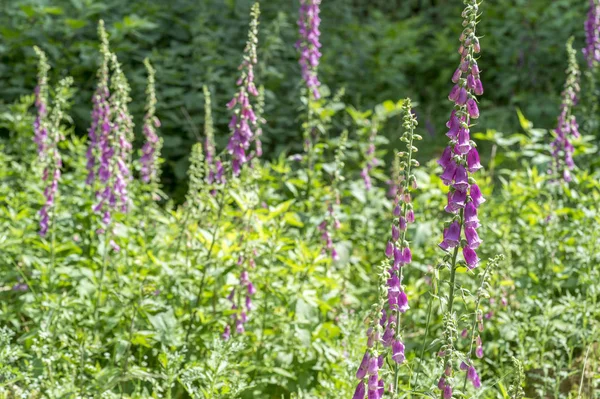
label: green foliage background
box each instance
[0,0,590,196]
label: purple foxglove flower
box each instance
[440,220,461,249]
[401,247,412,264]
[467,366,477,382]
[393,204,401,216]
[379,309,387,326]
[445,189,467,213]
[377,379,384,398]
[452,165,469,192]
[392,225,400,241]
[452,68,462,83]
[448,85,461,101]
[332,248,339,260]
[222,325,231,340]
[334,219,341,229]
[465,226,481,249]
[467,148,482,173]
[367,390,378,399]
[440,160,458,185]
[353,381,366,399]
[393,247,403,269]
[236,318,245,334]
[460,361,468,370]
[248,282,256,295]
[385,241,394,258]
[443,384,453,399]
[388,273,400,294]
[438,377,446,390]
[470,184,486,207]
[456,87,468,105]
[467,74,476,90]
[447,114,460,139]
[399,216,407,231]
[463,246,479,269]
[473,375,481,389]
[473,37,481,53]
[476,346,484,358]
[474,79,484,95]
[381,327,394,347]
[318,220,327,231]
[240,270,249,284]
[467,98,480,119]
[456,128,471,155]
[406,209,415,223]
[464,202,480,228]
[356,352,369,379]
[391,340,405,363]
[361,167,372,191]
[397,291,409,313]
[438,146,453,168]
[367,356,379,375]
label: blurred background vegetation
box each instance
[0,0,590,198]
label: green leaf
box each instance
[65,19,88,29]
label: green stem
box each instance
[446,244,460,315]
[94,227,112,320]
[121,293,140,378]
[175,209,191,258]
[304,96,314,211]
[413,288,435,388]
[392,112,416,395]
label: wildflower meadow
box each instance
[1,0,600,398]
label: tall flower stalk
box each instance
[37,74,74,238]
[203,86,217,185]
[437,0,485,396]
[297,0,322,206]
[583,0,600,68]
[91,28,134,315]
[297,0,322,101]
[227,2,261,177]
[550,37,580,182]
[86,20,111,186]
[223,178,259,339]
[91,52,134,224]
[388,100,420,394]
[140,58,162,188]
[352,99,420,399]
[33,46,50,157]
